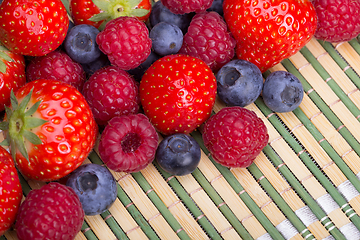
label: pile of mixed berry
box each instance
[1,0,360,238]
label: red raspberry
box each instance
[202,107,269,168]
[26,50,86,91]
[313,0,360,43]
[82,65,140,126]
[161,0,213,14]
[15,182,84,240]
[98,114,159,172]
[179,11,236,71]
[96,16,152,70]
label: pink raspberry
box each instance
[96,16,152,70]
[82,65,140,126]
[98,114,159,173]
[179,11,236,71]
[26,50,86,91]
[313,0,360,43]
[15,182,84,240]
[202,107,269,168]
[161,0,214,14]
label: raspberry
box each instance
[179,11,236,71]
[15,182,84,240]
[96,16,152,70]
[82,65,140,126]
[161,0,214,14]
[26,50,86,91]
[98,114,159,172]
[202,107,269,168]
[313,0,360,43]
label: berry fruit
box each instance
[69,0,104,29]
[179,11,236,71]
[64,24,102,64]
[156,134,201,176]
[216,59,263,107]
[223,0,317,72]
[66,163,118,216]
[82,65,140,126]
[161,0,214,14]
[140,54,217,135]
[0,0,69,56]
[262,71,304,112]
[150,22,183,56]
[127,51,161,82]
[202,107,269,168]
[313,0,360,43]
[26,50,87,91]
[96,16,152,70]
[15,182,84,240]
[98,114,159,173]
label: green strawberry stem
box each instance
[0,45,14,74]
[0,89,47,161]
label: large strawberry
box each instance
[0,80,98,182]
[0,46,26,112]
[0,0,69,56]
[69,0,104,29]
[139,54,217,135]
[0,145,22,236]
[223,0,317,72]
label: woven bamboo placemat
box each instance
[3,2,360,239]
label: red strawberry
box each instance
[223,0,317,72]
[69,0,104,29]
[202,107,269,168]
[15,182,84,240]
[179,11,236,71]
[96,16,152,70]
[26,50,87,91]
[0,0,69,56]
[313,0,360,43]
[0,46,26,112]
[98,114,159,172]
[0,79,98,181]
[0,146,22,236]
[84,0,152,29]
[139,54,217,135]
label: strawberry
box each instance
[139,54,217,135]
[69,0,104,29]
[0,0,69,56]
[0,46,26,112]
[0,79,98,182]
[223,0,317,72]
[86,0,152,29]
[0,145,22,236]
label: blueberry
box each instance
[127,51,161,82]
[66,164,118,216]
[262,71,304,112]
[216,59,263,107]
[150,22,183,56]
[64,24,102,64]
[81,53,111,79]
[207,0,224,16]
[150,1,194,34]
[156,134,201,176]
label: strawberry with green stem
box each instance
[0,80,98,182]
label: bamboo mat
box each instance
[3,10,360,240]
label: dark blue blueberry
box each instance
[262,71,304,112]
[64,24,102,64]
[150,22,183,56]
[207,0,224,16]
[66,164,118,216]
[127,51,161,82]
[150,1,194,34]
[81,52,111,79]
[216,59,263,107]
[156,134,201,176]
